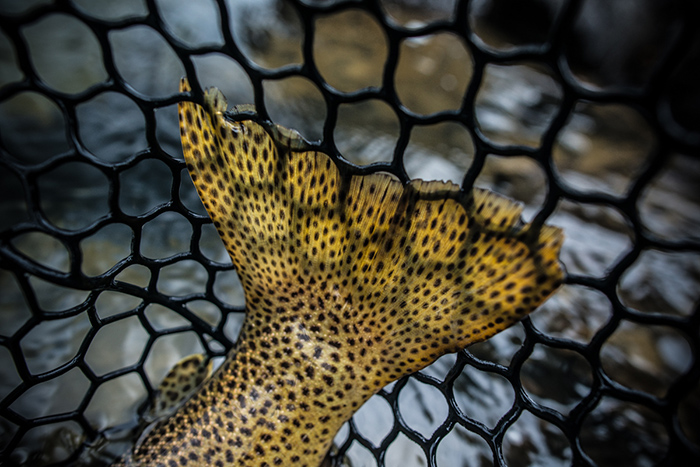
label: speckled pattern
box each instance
[145,354,213,424]
[113,79,563,466]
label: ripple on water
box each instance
[453,368,515,429]
[353,394,394,448]
[436,424,491,467]
[399,378,449,439]
[84,315,148,377]
[385,432,428,466]
[20,312,90,375]
[504,411,572,467]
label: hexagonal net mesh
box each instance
[1,0,699,466]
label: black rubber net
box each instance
[1,0,700,466]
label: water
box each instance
[1,1,699,466]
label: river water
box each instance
[1,0,699,466]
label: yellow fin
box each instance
[145,354,212,423]
[472,187,524,232]
[178,78,564,375]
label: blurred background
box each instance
[1,0,699,466]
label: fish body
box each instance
[114,79,563,466]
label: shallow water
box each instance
[1,1,699,466]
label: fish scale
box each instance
[113,78,564,466]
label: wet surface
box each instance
[1,0,699,466]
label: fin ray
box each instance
[178,78,564,371]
